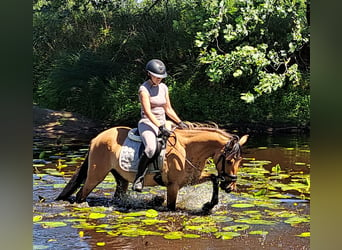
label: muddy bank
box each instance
[33,105,104,142]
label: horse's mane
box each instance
[174,121,234,139]
[173,121,242,159]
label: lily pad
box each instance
[214,231,240,240]
[33,215,43,222]
[222,224,250,231]
[231,203,255,208]
[145,209,159,218]
[297,232,310,237]
[141,219,168,225]
[88,213,106,219]
[38,221,68,228]
[249,230,269,235]
[163,231,183,239]
[183,233,201,238]
[284,216,310,226]
[235,218,276,225]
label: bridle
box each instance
[215,135,242,191]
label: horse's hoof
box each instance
[202,202,214,212]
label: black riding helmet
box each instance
[145,59,167,78]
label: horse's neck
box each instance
[180,130,227,162]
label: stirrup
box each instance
[132,177,144,192]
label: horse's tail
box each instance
[55,154,89,201]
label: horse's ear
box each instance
[238,135,249,146]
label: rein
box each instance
[165,131,202,171]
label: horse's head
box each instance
[214,134,248,193]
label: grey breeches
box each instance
[138,122,159,159]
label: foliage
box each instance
[33,0,309,128]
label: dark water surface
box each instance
[33,133,310,249]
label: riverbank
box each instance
[33,105,310,143]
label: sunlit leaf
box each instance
[117,216,140,223]
[53,184,66,188]
[141,219,168,225]
[124,211,146,217]
[107,231,120,236]
[145,209,159,218]
[183,233,201,238]
[284,216,310,226]
[231,203,255,208]
[33,164,46,168]
[253,189,267,196]
[249,230,268,235]
[96,242,106,246]
[39,221,68,228]
[297,232,310,237]
[214,231,240,240]
[139,230,163,236]
[295,162,306,166]
[222,224,250,231]
[235,218,276,225]
[33,215,43,222]
[89,213,106,219]
[185,225,204,231]
[211,216,234,222]
[119,227,141,237]
[163,231,183,239]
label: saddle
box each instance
[119,128,166,174]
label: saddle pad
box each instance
[119,128,165,173]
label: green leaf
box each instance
[231,203,255,208]
[249,230,269,235]
[296,232,310,237]
[88,213,106,219]
[39,221,68,228]
[222,224,250,231]
[163,231,183,239]
[183,233,201,238]
[214,231,240,240]
[284,216,310,226]
[33,215,43,222]
[145,209,158,218]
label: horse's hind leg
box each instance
[56,155,89,201]
[111,169,129,200]
[75,161,112,203]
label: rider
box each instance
[132,59,188,192]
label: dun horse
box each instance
[56,123,248,211]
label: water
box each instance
[33,133,310,249]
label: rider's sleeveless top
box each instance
[138,81,168,125]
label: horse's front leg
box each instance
[166,183,179,211]
[202,174,219,212]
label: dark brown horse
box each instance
[56,123,248,211]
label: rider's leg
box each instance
[132,123,157,192]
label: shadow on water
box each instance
[33,133,310,250]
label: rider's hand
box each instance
[158,125,172,138]
[177,121,189,129]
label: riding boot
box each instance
[132,153,151,192]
